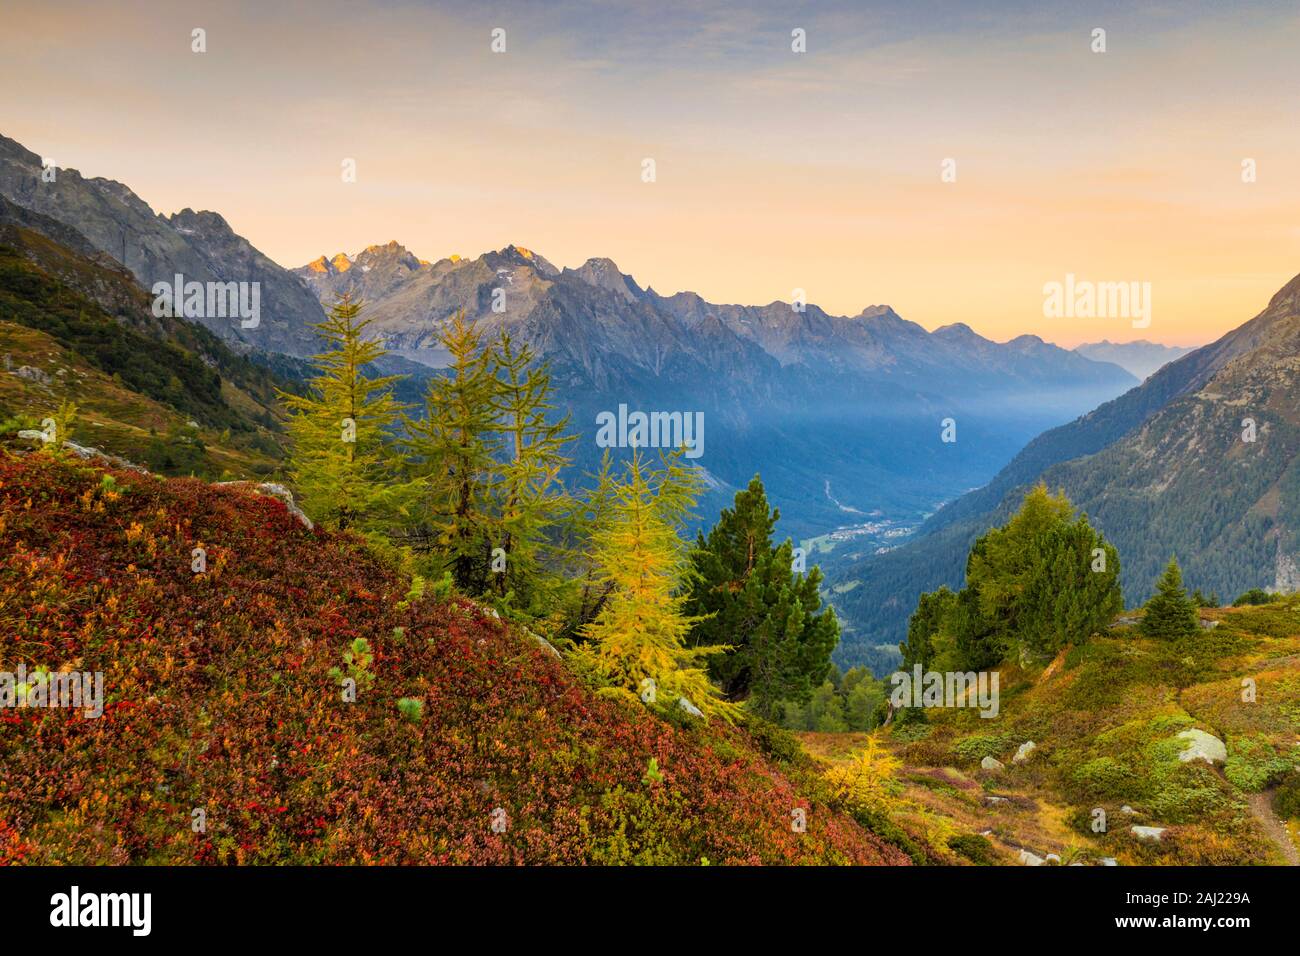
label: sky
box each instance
[2,0,1299,347]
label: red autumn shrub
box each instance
[0,452,907,866]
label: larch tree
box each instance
[402,311,501,592]
[488,331,574,610]
[280,293,404,533]
[576,452,734,722]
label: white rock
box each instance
[14,365,50,384]
[1131,826,1166,841]
[1100,857,1118,866]
[216,481,313,529]
[677,696,703,718]
[525,629,561,659]
[980,756,1005,771]
[1176,729,1227,765]
[1018,849,1045,866]
[1120,805,1138,815]
[1013,741,1037,763]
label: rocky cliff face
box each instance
[0,133,325,355]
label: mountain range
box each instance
[290,240,1139,533]
[0,130,1138,544]
[6,127,1298,678]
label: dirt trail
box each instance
[1247,790,1299,865]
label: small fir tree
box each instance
[1140,556,1199,639]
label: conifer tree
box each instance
[402,312,500,591]
[559,451,621,639]
[1140,556,1199,639]
[488,331,574,608]
[280,294,404,532]
[905,484,1123,671]
[900,586,957,670]
[575,452,733,721]
[685,476,838,718]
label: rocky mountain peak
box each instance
[567,256,643,302]
[492,244,559,276]
[167,208,235,237]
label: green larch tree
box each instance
[280,294,404,533]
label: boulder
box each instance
[1100,857,1118,866]
[1131,826,1166,841]
[215,481,313,530]
[677,696,704,718]
[1018,849,1045,866]
[15,433,151,474]
[1013,741,1037,763]
[13,365,51,385]
[62,441,149,473]
[525,628,561,660]
[980,756,1005,772]
[1176,729,1227,765]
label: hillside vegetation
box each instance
[819,600,1300,865]
[0,450,906,865]
[0,220,287,477]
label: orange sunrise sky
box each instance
[2,0,1299,348]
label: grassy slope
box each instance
[0,450,907,866]
[804,606,1300,865]
[0,319,278,477]
[0,224,288,478]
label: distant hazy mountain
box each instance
[829,270,1300,667]
[1074,339,1195,380]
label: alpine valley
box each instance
[0,129,1144,662]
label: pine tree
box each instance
[907,484,1123,671]
[684,476,838,718]
[900,586,957,670]
[488,331,574,609]
[1140,556,1199,639]
[575,453,733,721]
[402,312,501,591]
[280,294,404,532]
